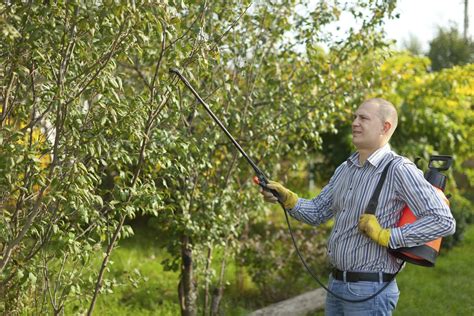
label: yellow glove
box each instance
[358,214,391,247]
[260,180,298,209]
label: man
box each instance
[261,98,455,315]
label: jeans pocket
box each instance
[385,291,400,310]
[346,281,379,297]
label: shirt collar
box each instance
[347,144,392,168]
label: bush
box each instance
[239,215,331,305]
[441,194,473,250]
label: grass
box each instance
[80,224,259,315]
[67,227,182,315]
[73,222,474,315]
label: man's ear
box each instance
[382,121,392,134]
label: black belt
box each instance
[331,269,395,283]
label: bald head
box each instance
[352,98,398,160]
[361,98,398,137]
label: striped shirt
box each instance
[288,144,455,274]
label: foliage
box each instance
[0,0,403,314]
[376,53,474,183]
[441,194,473,249]
[427,26,474,71]
[1,3,157,314]
[2,1,471,315]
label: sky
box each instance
[292,0,473,53]
[384,0,474,51]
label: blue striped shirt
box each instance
[288,144,456,274]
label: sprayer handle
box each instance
[253,176,284,203]
[428,155,453,171]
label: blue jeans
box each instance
[325,275,400,316]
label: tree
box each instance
[375,52,474,165]
[427,26,474,71]
[0,2,208,313]
[1,0,399,314]
[464,0,469,40]
[401,33,424,55]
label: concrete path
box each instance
[248,288,326,316]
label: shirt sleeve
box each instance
[389,161,456,249]
[287,163,345,226]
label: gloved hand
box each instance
[358,214,391,247]
[260,180,298,209]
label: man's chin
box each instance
[352,138,364,149]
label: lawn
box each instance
[88,232,181,315]
[81,224,257,315]
[78,223,474,315]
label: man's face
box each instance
[352,102,385,151]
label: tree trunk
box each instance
[203,246,213,316]
[178,235,197,316]
[464,0,469,40]
[210,286,223,316]
[308,159,315,191]
[210,245,228,316]
[236,223,248,293]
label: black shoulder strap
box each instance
[365,159,394,215]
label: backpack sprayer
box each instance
[169,68,453,302]
[389,155,453,266]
